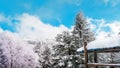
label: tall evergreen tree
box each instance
[52,31,82,68]
[73,12,95,64]
[52,12,95,68]
[41,46,52,68]
[73,12,95,46]
[52,31,70,68]
[34,41,53,68]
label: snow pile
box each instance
[77,35,120,52]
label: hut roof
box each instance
[77,35,120,53]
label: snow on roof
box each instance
[77,35,120,52]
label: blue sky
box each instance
[0,0,120,26]
[0,0,120,40]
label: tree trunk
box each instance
[84,42,88,68]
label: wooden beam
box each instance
[94,52,98,68]
[84,42,88,68]
[86,48,120,53]
[87,63,120,67]
[94,52,97,63]
[96,48,120,53]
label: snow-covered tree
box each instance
[0,45,8,68]
[54,31,72,56]
[41,46,52,68]
[0,31,38,68]
[72,12,95,66]
[73,12,95,46]
[34,41,53,68]
[52,31,82,68]
[52,31,71,68]
[52,12,95,68]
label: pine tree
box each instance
[34,41,53,68]
[52,12,95,68]
[73,12,95,65]
[52,31,82,68]
[41,46,52,68]
[52,31,71,68]
[73,12,95,46]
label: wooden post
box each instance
[94,51,98,68]
[84,42,88,68]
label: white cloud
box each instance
[0,13,120,41]
[15,13,71,41]
[96,31,110,39]
[103,0,120,7]
[88,18,109,39]
[23,3,31,10]
[0,13,71,41]
[61,0,82,6]
[0,14,11,23]
[0,27,3,33]
[86,18,96,30]
[0,14,7,22]
[87,17,120,39]
[86,18,106,34]
[95,19,106,34]
[0,13,13,26]
[103,0,109,5]
[107,21,120,34]
[111,0,120,7]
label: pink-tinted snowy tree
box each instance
[0,31,38,68]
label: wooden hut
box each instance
[77,35,120,68]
